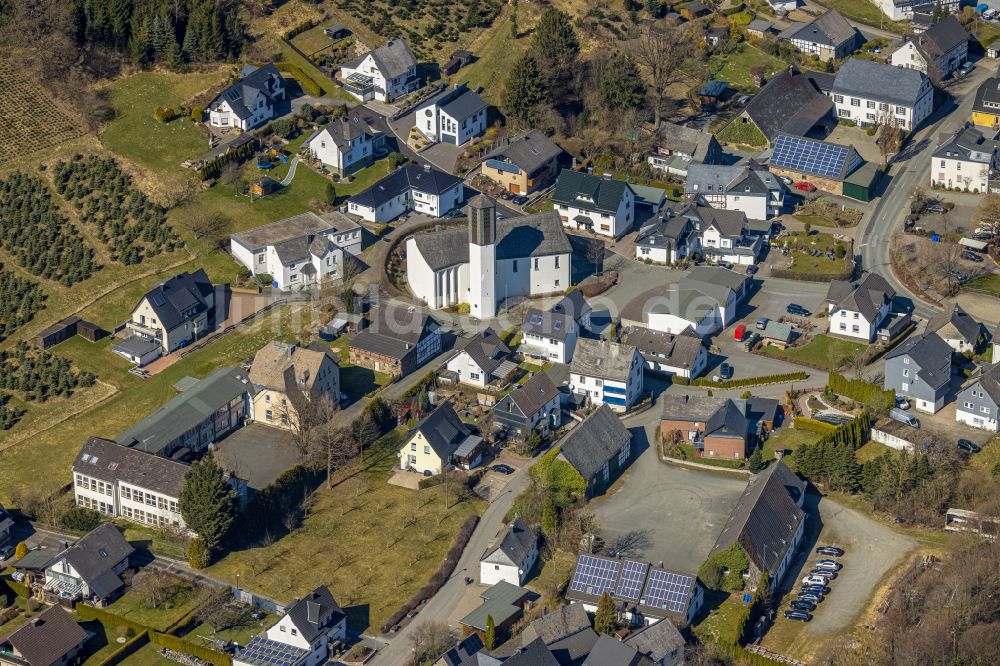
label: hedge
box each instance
[673,371,808,389]
[400,371,436,401]
[98,630,149,666]
[75,604,148,636]
[866,323,917,365]
[150,631,233,666]
[285,19,319,40]
[793,416,838,434]
[720,2,746,15]
[197,137,256,180]
[380,515,479,632]
[827,373,895,412]
[4,579,29,599]
[275,61,323,97]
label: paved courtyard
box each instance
[213,423,305,493]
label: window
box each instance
[555,256,560,268]
[839,323,847,331]
[896,106,906,115]
[410,442,416,451]
[852,325,859,333]
[902,368,909,377]
[122,487,131,500]
[534,258,539,270]
[834,94,844,103]
[602,461,610,482]
[853,312,859,319]
[555,279,560,286]
[901,382,909,392]
[290,629,297,636]
[850,98,860,107]
[984,406,992,415]
[867,100,875,109]
[512,260,518,273]
[145,493,156,507]
[903,357,910,364]
[257,254,265,264]
[964,401,974,409]
[424,445,430,454]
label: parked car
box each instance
[756,317,769,330]
[958,439,982,454]
[512,195,529,205]
[743,333,760,352]
[890,407,920,428]
[787,304,811,317]
[895,396,910,410]
[802,575,829,586]
[795,181,817,192]
[815,559,842,570]
[746,264,758,276]
[720,362,734,379]
[798,591,824,604]
[784,610,812,622]
[810,568,838,580]
[961,251,984,263]
[816,546,845,557]
[958,61,974,77]
[734,324,748,342]
[923,203,947,214]
[491,464,515,475]
[802,583,832,595]
[0,544,13,561]
[778,175,793,185]
[949,268,967,282]
[790,599,816,612]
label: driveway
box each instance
[420,142,465,173]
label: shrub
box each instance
[387,152,406,169]
[793,416,838,434]
[457,303,470,314]
[61,506,103,533]
[827,372,895,412]
[191,106,204,122]
[690,371,807,389]
[186,538,210,569]
[699,543,751,591]
[150,631,232,666]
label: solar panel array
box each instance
[569,554,621,596]
[771,134,857,180]
[615,560,649,600]
[642,569,694,613]
[236,637,308,666]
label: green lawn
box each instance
[793,213,839,228]
[108,578,202,631]
[710,44,789,90]
[762,428,823,464]
[963,273,1000,298]
[778,230,851,276]
[206,430,484,633]
[180,613,274,649]
[762,334,866,372]
[692,591,746,646]
[291,24,347,56]
[815,0,907,32]
[460,8,531,104]
[276,38,355,102]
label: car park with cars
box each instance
[816,546,845,557]
[784,609,812,622]
[790,599,816,612]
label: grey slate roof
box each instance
[455,328,511,377]
[139,269,213,333]
[973,76,1000,115]
[684,266,749,299]
[460,581,532,631]
[12,548,61,572]
[115,367,253,455]
[4,605,87,666]
[311,113,373,152]
[654,122,721,161]
[557,405,631,481]
[623,619,686,663]
[583,634,642,666]
[284,586,345,643]
[507,371,560,418]
[763,320,794,343]
[58,523,133,598]
[570,339,638,382]
[661,394,749,439]
[686,161,784,197]
[552,170,632,214]
[710,460,805,578]
[933,126,1000,164]
[483,516,537,567]
[886,332,952,390]
[439,635,504,666]
[746,18,773,33]
[969,361,1000,404]
[521,603,592,646]
[705,399,750,439]
[786,9,859,47]
[927,304,985,345]
[344,39,417,79]
[832,58,928,108]
[505,639,560,666]
[912,15,968,62]
[825,271,895,321]
[75,436,189,497]
[738,70,833,142]
[210,63,284,121]
[350,308,440,360]
[349,163,462,209]
[523,308,575,342]
[546,628,600,665]
[627,326,706,370]
[411,210,571,271]
[441,88,489,120]
[486,130,563,175]
[231,211,359,253]
[407,402,474,459]
[112,335,161,358]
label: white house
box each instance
[338,39,419,103]
[927,304,986,353]
[930,125,999,193]
[830,58,933,131]
[406,195,571,318]
[647,121,724,177]
[304,113,381,176]
[569,339,644,413]
[685,161,785,220]
[956,363,1000,432]
[636,197,760,266]
[875,0,959,21]
[347,163,464,223]
[636,266,750,337]
[552,169,635,238]
[236,586,347,666]
[208,64,286,131]
[890,16,969,79]
[230,211,362,291]
[519,291,591,364]
[781,9,861,61]
[626,326,709,379]
[825,271,896,342]
[445,328,516,388]
[42,524,133,607]
[480,517,539,586]
[492,371,563,440]
[415,84,489,145]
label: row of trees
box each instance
[0,265,46,343]
[0,342,97,403]
[792,412,871,492]
[0,172,99,286]
[52,155,179,265]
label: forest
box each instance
[0,172,99,286]
[52,155,179,264]
[0,342,97,403]
[0,265,46,343]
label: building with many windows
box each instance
[415,84,489,145]
[889,15,969,79]
[780,9,862,62]
[956,362,1000,432]
[930,125,999,193]
[338,39,419,103]
[830,58,933,131]
[552,170,636,238]
[569,339,644,413]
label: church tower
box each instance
[468,194,497,319]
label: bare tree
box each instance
[628,24,706,127]
[585,240,605,276]
[972,194,1000,235]
[314,424,358,487]
[351,411,380,459]
[876,113,903,163]
[605,529,652,559]
[843,345,872,382]
[409,621,454,666]
[187,211,232,240]
[196,587,253,633]
[131,570,181,609]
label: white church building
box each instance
[406,195,573,319]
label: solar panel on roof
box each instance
[642,569,694,614]
[569,554,621,596]
[615,560,649,600]
[771,135,858,180]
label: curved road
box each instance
[857,68,993,320]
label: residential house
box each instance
[623,619,687,666]
[678,1,710,18]
[480,516,539,586]
[398,402,480,475]
[695,204,759,266]
[445,328,516,389]
[927,304,987,353]
[73,437,190,530]
[0,503,12,548]
[685,161,786,220]
[565,552,704,627]
[552,170,635,238]
[660,394,751,460]
[349,307,442,377]
[646,121,724,177]
[235,586,346,666]
[230,211,363,291]
[884,332,953,414]
[407,197,571,315]
[492,371,562,440]
[830,58,933,131]
[972,75,1000,128]
[747,396,785,438]
[583,635,644,666]
[890,15,968,79]
[769,133,876,202]
[626,326,709,379]
[825,271,896,342]
[114,366,254,457]
[635,205,696,265]
[208,64,286,131]
[569,340,644,413]
[481,130,563,194]
[347,163,464,222]
[434,635,503,666]
[709,460,806,591]
[249,341,341,430]
[114,269,216,361]
[520,603,599,665]
[929,125,999,193]
[339,39,419,102]
[872,417,926,451]
[305,112,382,175]
[636,266,750,337]
[459,581,534,643]
[781,10,862,61]
[416,84,489,145]
[0,605,87,666]
[506,639,560,666]
[519,292,590,364]
[42,524,133,607]
[556,405,634,497]
[719,69,834,147]
[956,362,1000,432]
[874,0,958,21]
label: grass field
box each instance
[779,230,851,276]
[206,429,484,633]
[762,428,823,463]
[815,0,908,32]
[763,334,866,372]
[692,591,745,646]
[963,272,1000,298]
[109,579,202,631]
[710,44,788,90]
[793,213,840,228]
[460,7,536,103]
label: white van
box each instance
[890,407,919,428]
